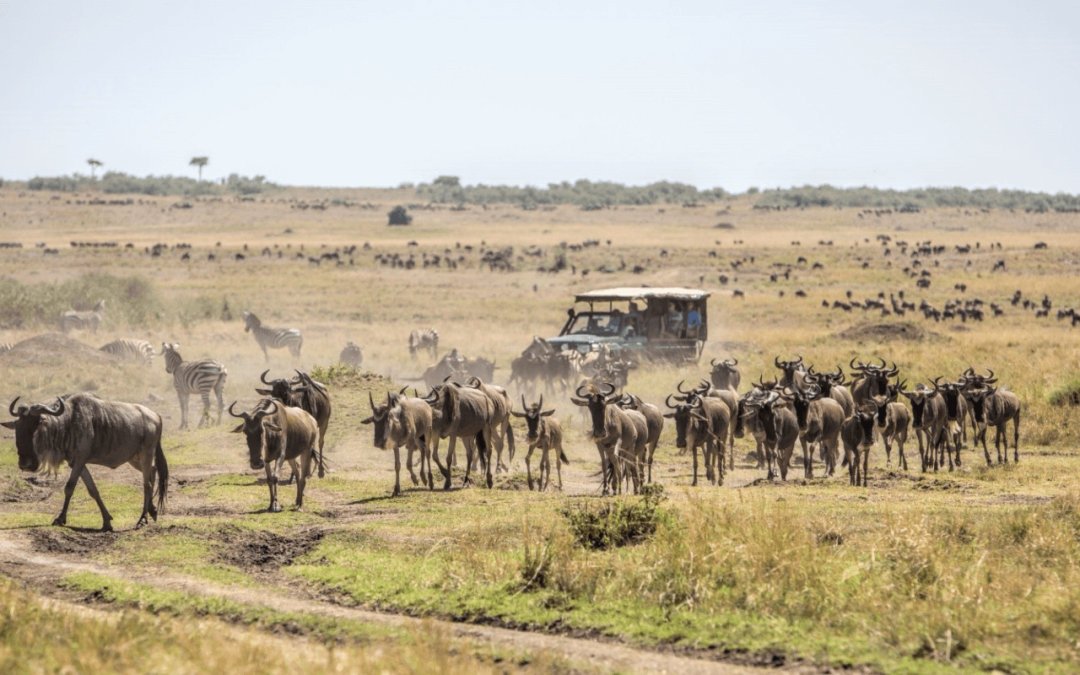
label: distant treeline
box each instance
[25,172,279,197]
[752,185,1080,212]
[413,176,728,209]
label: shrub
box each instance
[1047,376,1080,406]
[561,484,668,550]
[388,206,412,226]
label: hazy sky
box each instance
[2,1,1078,192]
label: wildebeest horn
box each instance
[39,397,64,417]
[931,377,941,394]
[984,368,995,380]
[575,384,591,398]
[521,394,528,412]
[698,378,712,390]
[398,385,409,395]
[849,357,865,370]
[794,354,803,365]
[8,397,20,417]
[538,394,544,411]
[601,382,616,397]
[887,362,899,376]
[665,394,677,409]
[774,356,783,368]
[726,358,738,366]
[256,400,279,419]
[676,380,691,394]
[368,391,376,411]
[467,376,480,387]
[260,370,272,385]
[877,357,887,369]
[228,401,249,420]
[710,358,718,367]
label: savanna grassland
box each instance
[1,185,1079,674]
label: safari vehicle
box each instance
[546,287,710,362]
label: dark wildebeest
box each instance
[849,358,899,408]
[934,377,969,470]
[229,400,319,512]
[617,393,664,483]
[900,384,948,472]
[709,358,741,392]
[774,355,808,392]
[257,370,330,481]
[747,390,800,481]
[787,386,844,478]
[422,350,469,390]
[664,393,729,486]
[733,388,770,470]
[872,382,912,470]
[511,395,567,491]
[339,341,363,367]
[467,376,515,473]
[4,393,168,531]
[426,381,495,490]
[680,379,738,469]
[839,409,876,486]
[807,365,855,418]
[571,383,638,495]
[964,386,1021,465]
[361,389,434,495]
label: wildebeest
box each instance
[806,365,855,417]
[361,389,435,495]
[872,385,912,470]
[709,358,741,392]
[964,386,1022,465]
[617,393,664,483]
[3,393,168,531]
[746,390,800,481]
[849,358,899,407]
[511,395,567,491]
[425,381,495,489]
[774,355,808,392]
[663,393,729,486]
[256,370,330,480]
[422,349,469,390]
[161,343,227,430]
[60,299,105,334]
[339,341,364,367]
[243,311,303,362]
[571,383,639,495]
[229,400,319,512]
[840,409,877,486]
[408,328,439,359]
[787,386,844,478]
[466,376,515,473]
[901,384,948,472]
[934,377,969,469]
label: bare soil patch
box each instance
[1,475,58,503]
[0,332,119,367]
[214,525,325,570]
[29,528,120,555]
[835,322,935,342]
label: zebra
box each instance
[408,328,439,359]
[243,311,303,362]
[61,299,105,334]
[161,342,227,429]
[100,338,155,367]
[0,343,12,357]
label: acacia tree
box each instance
[189,156,209,181]
[86,158,103,180]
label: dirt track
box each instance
[0,524,784,675]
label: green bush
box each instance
[561,484,668,550]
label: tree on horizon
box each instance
[189,156,209,181]
[86,158,102,180]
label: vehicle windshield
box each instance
[567,312,622,336]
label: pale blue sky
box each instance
[2,1,1077,192]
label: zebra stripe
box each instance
[408,328,439,358]
[162,342,227,429]
[61,299,106,335]
[243,311,303,361]
[0,343,12,356]
[100,338,154,367]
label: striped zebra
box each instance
[243,311,303,362]
[0,343,12,357]
[161,342,227,429]
[100,339,155,367]
[61,299,106,334]
[408,328,439,359]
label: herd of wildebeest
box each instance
[0,294,1025,534]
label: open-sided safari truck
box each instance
[546,287,710,362]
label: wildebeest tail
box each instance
[316,431,326,478]
[559,449,570,465]
[154,440,169,516]
[475,431,488,472]
[506,423,515,462]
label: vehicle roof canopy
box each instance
[574,287,710,303]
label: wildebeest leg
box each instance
[295,450,311,510]
[861,443,870,487]
[1012,414,1020,463]
[405,443,419,486]
[440,436,456,490]
[392,445,402,497]
[53,459,88,529]
[802,437,812,478]
[897,436,908,472]
[646,439,657,484]
[525,444,536,490]
[995,425,1006,464]
[266,459,282,512]
[690,442,699,487]
[479,430,494,489]
[554,443,565,491]
[702,440,714,485]
[177,388,190,430]
[80,469,115,532]
[131,454,156,527]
